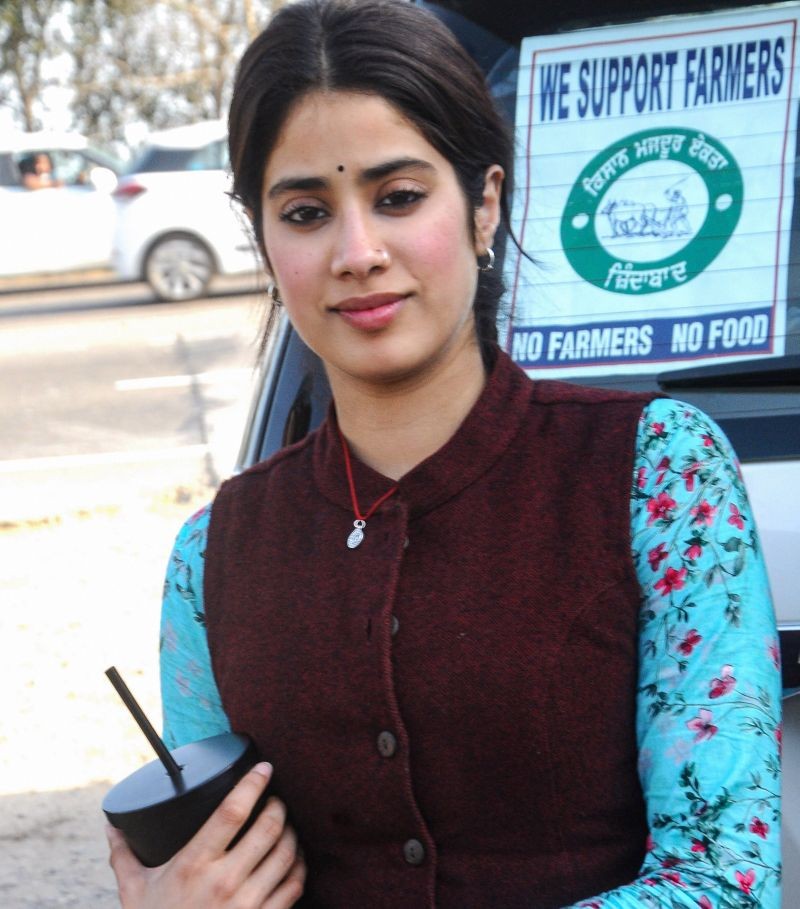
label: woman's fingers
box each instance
[229,795,288,877]
[185,761,274,860]
[252,833,306,909]
[261,853,307,909]
[106,824,146,904]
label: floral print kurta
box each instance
[160,398,782,908]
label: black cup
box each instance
[103,732,263,867]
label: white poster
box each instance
[503,6,799,377]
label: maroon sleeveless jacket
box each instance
[204,352,657,908]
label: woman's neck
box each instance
[329,341,488,481]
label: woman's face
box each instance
[259,90,502,387]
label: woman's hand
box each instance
[107,762,306,909]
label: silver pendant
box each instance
[347,519,366,549]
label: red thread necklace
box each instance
[339,427,398,549]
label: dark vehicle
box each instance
[234,2,799,903]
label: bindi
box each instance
[337,164,345,172]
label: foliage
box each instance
[0,0,278,149]
[0,0,62,130]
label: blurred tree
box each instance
[0,0,281,148]
[65,0,276,148]
[0,0,62,131]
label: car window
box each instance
[129,140,227,174]
[0,154,19,187]
[45,150,96,185]
[9,147,120,188]
[128,146,197,173]
[185,139,227,171]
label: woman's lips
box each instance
[333,294,406,331]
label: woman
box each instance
[108,1,782,907]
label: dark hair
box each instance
[17,155,38,176]
[228,0,514,365]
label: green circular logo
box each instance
[561,127,743,294]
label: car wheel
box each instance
[144,234,215,301]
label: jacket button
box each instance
[403,838,425,865]
[391,615,400,636]
[377,731,397,757]
[403,536,410,549]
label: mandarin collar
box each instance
[312,350,534,521]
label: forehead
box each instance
[264,90,441,179]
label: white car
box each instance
[112,120,257,301]
[0,131,120,277]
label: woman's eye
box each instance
[280,205,327,224]
[378,189,426,211]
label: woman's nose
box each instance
[330,209,390,278]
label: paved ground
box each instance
[0,269,258,906]
[0,481,216,907]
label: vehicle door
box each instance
[0,147,116,276]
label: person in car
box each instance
[107,1,782,907]
[18,152,63,190]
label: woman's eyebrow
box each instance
[266,158,434,199]
[358,157,434,183]
[267,176,328,199]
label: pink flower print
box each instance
[750,817,769,839]
[709,665,736,698]
[768,639,781,671]
[735,870,756,895]
[687,708,718,742]
[187,505,208,525]
[678,628,702,655]
[662,871,684,886]
[666,736,692,764]
[777,723,783,758]
[655,566,688,597]
[691,500,716,526]
[702,433,714,447]
[651,421,666,437]
[175,671,192,697]
[691,840,707,853]
[648,542,669,571]
[698,898,712,909]
[647,492,677,525]
[682,461,702,491]
[656,456,671,484]
[684,540,703,561]
[728,503,745,530]
[637,466,647,489]
[646,833,656,851]
[162,619,178,653]
[661,857,680,868]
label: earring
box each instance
[267,281,283,305]
[478,247,495,272]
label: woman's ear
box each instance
[473,164,504,256]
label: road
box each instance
[0,274,266,522]
[0,274,275,905]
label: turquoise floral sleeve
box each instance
[159,503,230,749]
[569,399,782,909]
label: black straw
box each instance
[105,666,183,779]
